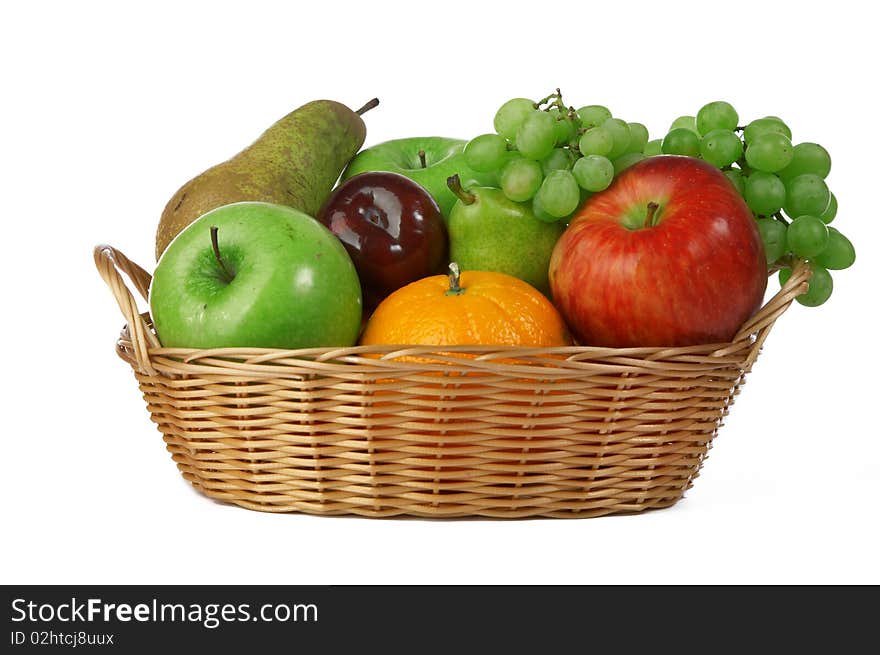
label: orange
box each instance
[360,264,571,347]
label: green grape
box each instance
[696,101,739,135]
[549,108,578,145]
[531,193,558,223]
[499,157,543,202]
[780,266,833,307]
[536,170,580,218]
[786,215,829,258]
[724,168,746,194]
[626,122,650,153]
[744,132,793,172]
[576,105,612,129]
[670,115,699,134]
[494,98,536,141]
[661,128,701,157]
[644,139,663,156]
[755,218,788,265]
[541,148,574,175]
[784,174,830,218]
[516,111,557,160]
[744,171,786,216]
[612,152,645,175]
[463,133,509,172]
[699,129,744,168]
[572,155,614,192]
[602,118,632,159]
[579,127,614,156]
[743,116,792,144]
[820,192,837,224]
[813,228,855,270]
[778,142,832,181]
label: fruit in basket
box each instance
[317,172,448,311]
[461,90,662,226]
[360,263,571,347]
[652,100,854,305]
[445,175,564,296]
[549,156,767,347]
[150,202,362,349]
[340,137,496,217]
[155,98,379,258]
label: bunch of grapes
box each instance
[657,101,854,307]
[463,90,651,223]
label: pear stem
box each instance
[644,202,660,228]
[446,174,476,205]
[418,149,427,169]
[355,98,380,116]
[446,262,465,296]
[210,226,235,283]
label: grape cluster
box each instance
[463,90,650,223]
[658,101,854,307]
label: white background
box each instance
[2,1,877,585]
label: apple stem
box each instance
[210,226,235,283]
[644,202,660,228]
[355,98,380,116]
[446,262,465,296]
[418,149,427,169]
[447,174,476,205]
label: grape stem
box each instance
[418,149,427,169]
[644,202,660,228]
[536,92,556,107]
[447,174,476,205]
[773,212,790,225]
[210,226,235,283]
[536,89,565,111]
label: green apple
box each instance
[341,137,497,217]
[150,202,362,349]
[446,176,565,296]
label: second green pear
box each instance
[446,177,565,296]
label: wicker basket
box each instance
[95,245,810,519]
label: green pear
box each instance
[446,176,565,296]
[155,98,378,259]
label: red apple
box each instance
[317,171,448,311]
[549,156,767,347]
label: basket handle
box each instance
[93,244,160,374]
[726,258,812,367]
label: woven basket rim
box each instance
[95,244,812,378]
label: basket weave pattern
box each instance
[95,246,809,519]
